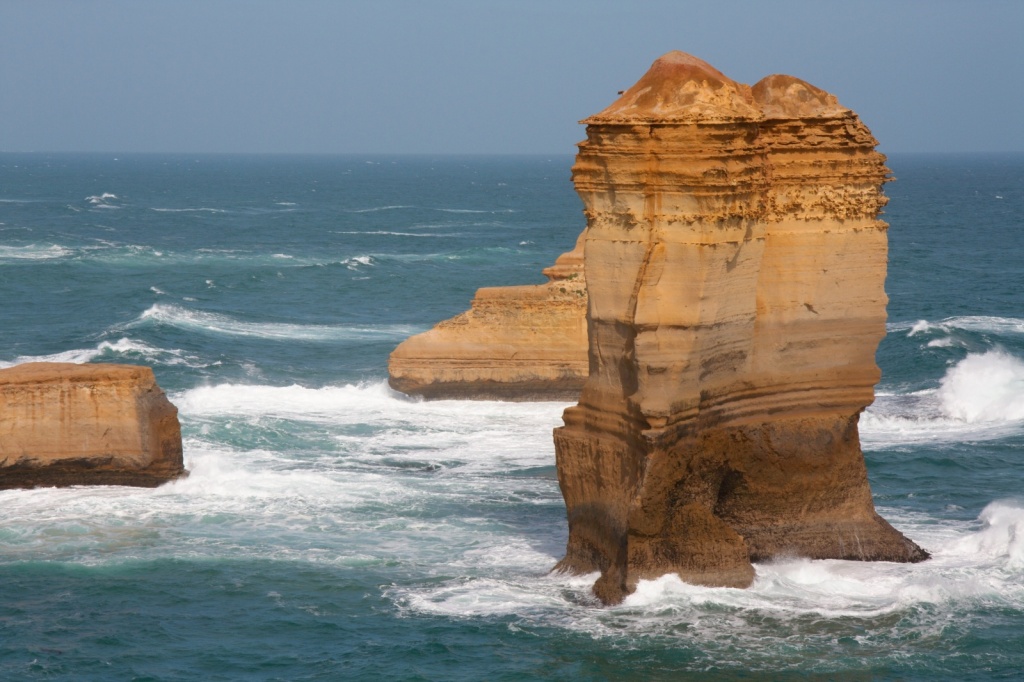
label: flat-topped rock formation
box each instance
[0,363,185,489]
[554,51,927,604]
[388,234,589,400]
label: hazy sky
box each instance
[2,0,1022,155]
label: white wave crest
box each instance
[174,381,402,419]
[896,315,1024,337]
[342,255,374,269]
[947,500,1024,569]
[129,303,421,342]
[150,207,227,213]
[175,380,565,424]
[0,338,197,369]
[344,205,412,213]
[0,244,70,260]
[86,192,118,204]
[333,231,455,238]
[435,208,516,214]
[862,350,1024,447]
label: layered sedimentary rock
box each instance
[554,51,927,604]
[388,234,589,400]
[0,363,185,489]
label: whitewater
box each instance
[0,153,1022,680]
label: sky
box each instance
[1,0,1022,156]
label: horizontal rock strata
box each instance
[0,362,185,489]
[554,51,927,604]
[388,234,589,400]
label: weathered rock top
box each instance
[0,361,158,385]
[583,50,762,124]
[752,74,849,119]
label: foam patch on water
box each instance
[0,448,392,565]
[862,350,1024,447]
[124,303,423,342]
[0,380,569,567]
[0,244,71,261]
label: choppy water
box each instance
[1,153,1022,680]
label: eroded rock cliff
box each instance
[388,234,589,400]
[555,51,927,604]
[0,362,185,489]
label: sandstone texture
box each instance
[388,234,589,400]
[0,362,185,489]
[554,51,927,604]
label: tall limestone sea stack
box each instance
[388,235,589,400]
[0,363,185,489]
[554,51,928,604]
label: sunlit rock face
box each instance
[0,362,185,489]
[388,234,589,400]
[554,51,928,605]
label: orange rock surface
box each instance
[0,362,185,489]
[554,51,927,604]
[388,234,589,400]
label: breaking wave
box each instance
[125,303,423,342]
[0,337,200,369]
[862,350,1024,447]
[889,315,1024,337]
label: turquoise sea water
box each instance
[1,153,1022,680]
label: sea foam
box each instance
[392,501,1024,645]
[0,244,70,261]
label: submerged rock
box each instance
[0,362,185,489]
[554,51,928,604]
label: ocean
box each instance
[0,152,1022,680]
